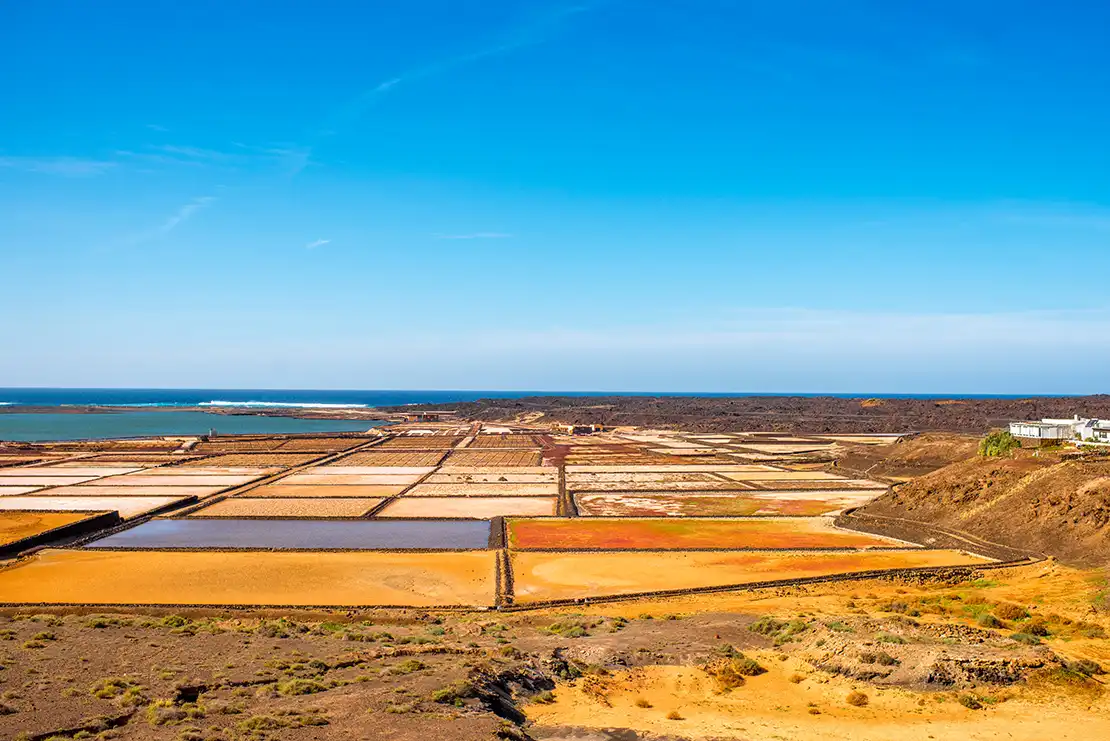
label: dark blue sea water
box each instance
[0,387,1058,409]
[0,388,1068,442]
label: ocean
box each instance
[0,388,1061,442]
[0,388,1056,409]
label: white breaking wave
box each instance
[0,402,12,406]
[199,400,369,409]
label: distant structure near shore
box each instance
[1010,415,1110,445]
[555,423,605,435]
[389,410,459,423]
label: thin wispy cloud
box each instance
[434,232,514,240]
[115,142,309,172]
[305,238,331,249]
[295,2,599,175]
[157,196,216,237]
[989,202,1110,232]
[0,156,116,177]
[146,123,170,132]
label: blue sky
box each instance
[2,1,1108,393]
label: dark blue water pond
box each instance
[86,519,490,550]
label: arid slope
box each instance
[862,451,1110,566]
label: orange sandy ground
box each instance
[186,497,382,517]
[506,518,906,550]
[239,484,407,498]
[0,512,96,546]
[0,549,496,606]
[526,658,1110,741]
[510,550,989,603]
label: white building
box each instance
[1009,415,1110,444]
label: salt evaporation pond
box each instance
[85,518,491,550]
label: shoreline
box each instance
[0,405,386,421]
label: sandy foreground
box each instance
[527,660,1110,741]
[0,549,497,606]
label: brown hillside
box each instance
[832,433,980,481]
[861,452,1110,567]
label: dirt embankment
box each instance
[861,451,1110,567]
[377,395,1110,434]
[832,433,982,481]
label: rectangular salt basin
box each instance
[439,466,551,475]
[407,483,558,497]
[0,511,100,547]
[510,550,992,603]
[506,517,911,550]
[86,518,491,550]
[241,484,407,498]
[567,472,727,484]
[189,498,382,518]
[280,473,424,486]
[86,475,261,487]
[720,471,846,482]
[0,486,44,496]
[380,497,558,518]
[33,485,228,498]
[426,472,557,484]
[0,476,99,486]
[0,549,496,607]
[0,466,142,477]
[735,443,837,454]
[0,496,193,520]
[138,467,280,476]
[315,466,436,475]
[565,465,780,473]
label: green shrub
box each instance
[431,680,475,705]
[748,617,785,636]
[978,614,1005,629]
[860,651,899,666]
[958,694,983,710]
[876,633,906,644]
[1067,659,1104,676]
[90,678,141,700]
[276,679,327,696]
[545,619,595,638]
[845,691,869,707]
[979,431,1019,457]
[1025,620,1051,636]
[1011,632,1042,645]
[993,603,1029,621]
[389,659,425,675]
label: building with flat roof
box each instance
[1009,416,1110,445]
